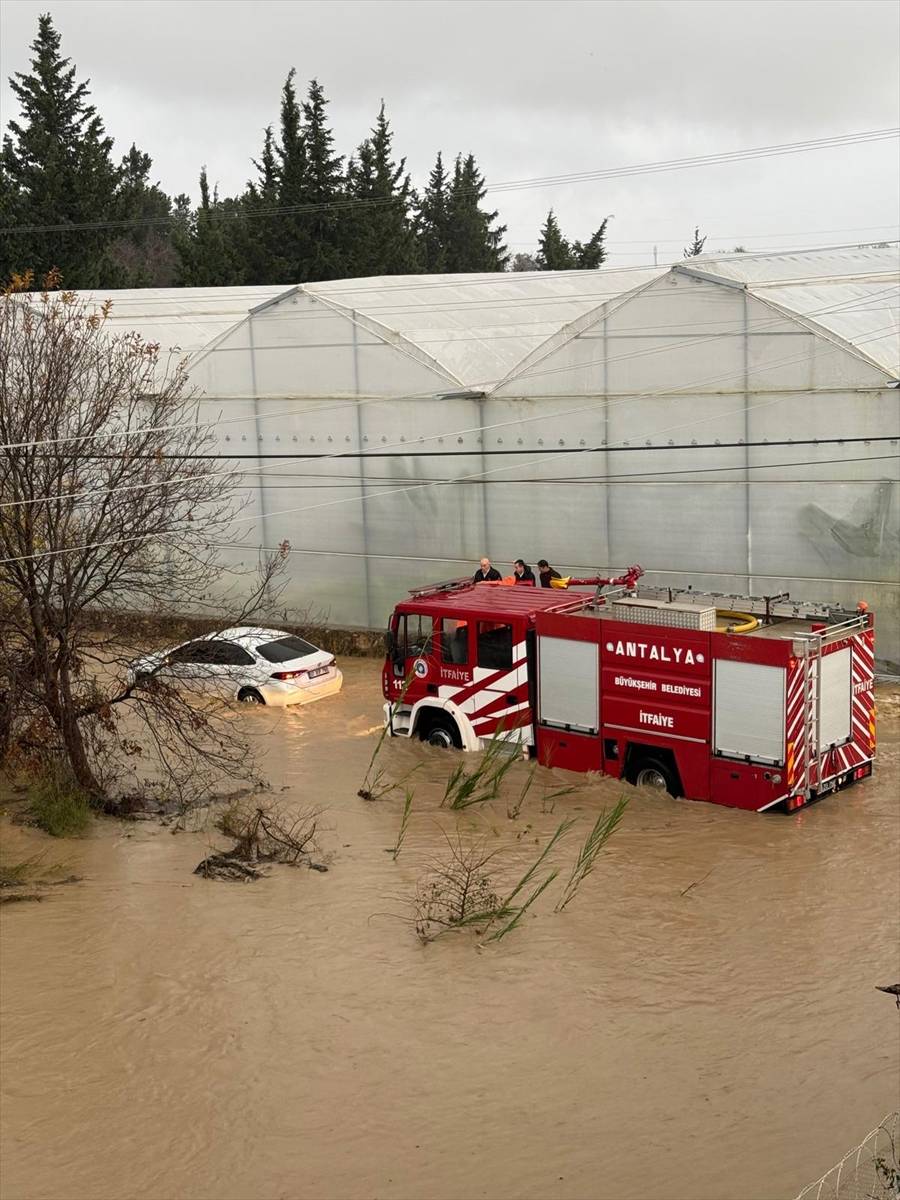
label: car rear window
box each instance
[256,635,320,663]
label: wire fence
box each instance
[794,1113,899,1200]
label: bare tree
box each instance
[0,272,285,808]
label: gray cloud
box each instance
[2,0,898,262]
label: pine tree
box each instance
[243,125,284,282]
[445,154,508,272]
[535,209,573,270]
[301,79,345,281]
[0,13,123,286]
[418,151,451,272]
[108,144,177,286]
[571,217,609,269]
[344,102,419,277]
[683,226,707,258]
[176,168,244,286]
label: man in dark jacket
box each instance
[537,559,561,588]
[513,559,536,585]
[473,557,501,582]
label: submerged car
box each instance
[129,627,343,707]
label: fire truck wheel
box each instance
[628,755,681,797]
[419,714,462,749]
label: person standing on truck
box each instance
[537,559,561,588]
[513,559,536,585]
[473,557,501,582]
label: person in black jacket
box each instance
[513,559,536,585]
[473,557,501,582]
[537,559,561,588]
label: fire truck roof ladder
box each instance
[407,576,473,598]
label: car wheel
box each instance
[237,688,265,706]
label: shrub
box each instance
[28,770,93,837]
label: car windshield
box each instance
[256,635,320,663]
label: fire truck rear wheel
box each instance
[419,714,462,749]
[627,754,681,797]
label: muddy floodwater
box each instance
[1,661,898,1200]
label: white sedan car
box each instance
[129,627,343,707]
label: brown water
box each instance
[1,661,898,1200]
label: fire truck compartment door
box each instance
[538,636,599,734]
[819,646,851,749]
[713,660,785,764]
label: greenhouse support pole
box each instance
[352,315,374,626]
[602,314,612,565]
[478,394,489,554]
[742,289,752,591]
[248,319,270,555]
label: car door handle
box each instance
[427,684,438,695]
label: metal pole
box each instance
[351,315,373,626]
[247,319,270,556]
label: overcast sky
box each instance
[1,0,898,266]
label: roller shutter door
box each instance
[819,646,851,749]
[714,659,786,764]
[538,636,599,734]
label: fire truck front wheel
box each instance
[417,712,462,749]
[625,750,682,798]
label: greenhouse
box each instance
[82,245,900,665]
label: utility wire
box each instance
[222,452,900,485]
[62,435,900,462]
[6,309,896,513]
[2,128,897,236]
[3,324,895,565]
[3,278,893,456]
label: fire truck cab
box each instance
[382,574,876,812]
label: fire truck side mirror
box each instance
[385,629,395,658]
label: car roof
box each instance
[397,584,587,619]
[211,627,314,646]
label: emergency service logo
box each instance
[414,660,428,678]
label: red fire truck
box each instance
[381,569,876,812]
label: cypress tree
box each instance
[273,69,309,282]
[301,79,345,281]
[418,151,451,272]
[445,154,508,272]
[344,102,419,277]
[571,217,610,269]
[243,125,284,282]
[0,13,123,286]
[108,144,177,286]
[535,210,573,270]
[683,226,707,257]
[176,168,244,286]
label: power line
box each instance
[61,435,900,462]
[3,314,896,517]
[2,128,897,237]
[226,452,900,485]
[4,278,892,459]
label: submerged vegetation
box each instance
[363,721,629,944]
[0,850,80,904]
[194,800,328,882]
